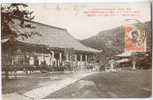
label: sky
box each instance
[28,2,151,40]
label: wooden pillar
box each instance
[66,53,69,61]
[29,56,34,65]
[59,52,62,64]
[58,52,62,66]
[74,54,77,62]
[85,55,88,66]
[80,54,83,70]
[85,55,88,63]
[49,53,52,65]
[38,56,41,65]
[11,56,14,65]
[74,54,77,71]
[80,54,82,62]
[51,51,55,66]
[41,55,43,64]
[43,54,45,63]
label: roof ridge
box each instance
[13,17,67,31]
[32,20,67,31]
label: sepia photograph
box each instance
[1,0,152,100]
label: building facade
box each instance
[2,19,100,71]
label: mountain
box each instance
[81,21,151,64]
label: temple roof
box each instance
[7,19,100,53]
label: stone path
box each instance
[2,71,95,100]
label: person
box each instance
[131,30,140,47]
[131,31,139,42]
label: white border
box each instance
[0,0,152,100]
[0,0,151,3]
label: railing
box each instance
[2,61,100,79]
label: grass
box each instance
[45,69,152,98]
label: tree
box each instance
[1,3,39,79]
[1,3,38,40]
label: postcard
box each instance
[1,1,152,99]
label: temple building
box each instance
[2,19,100,71]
